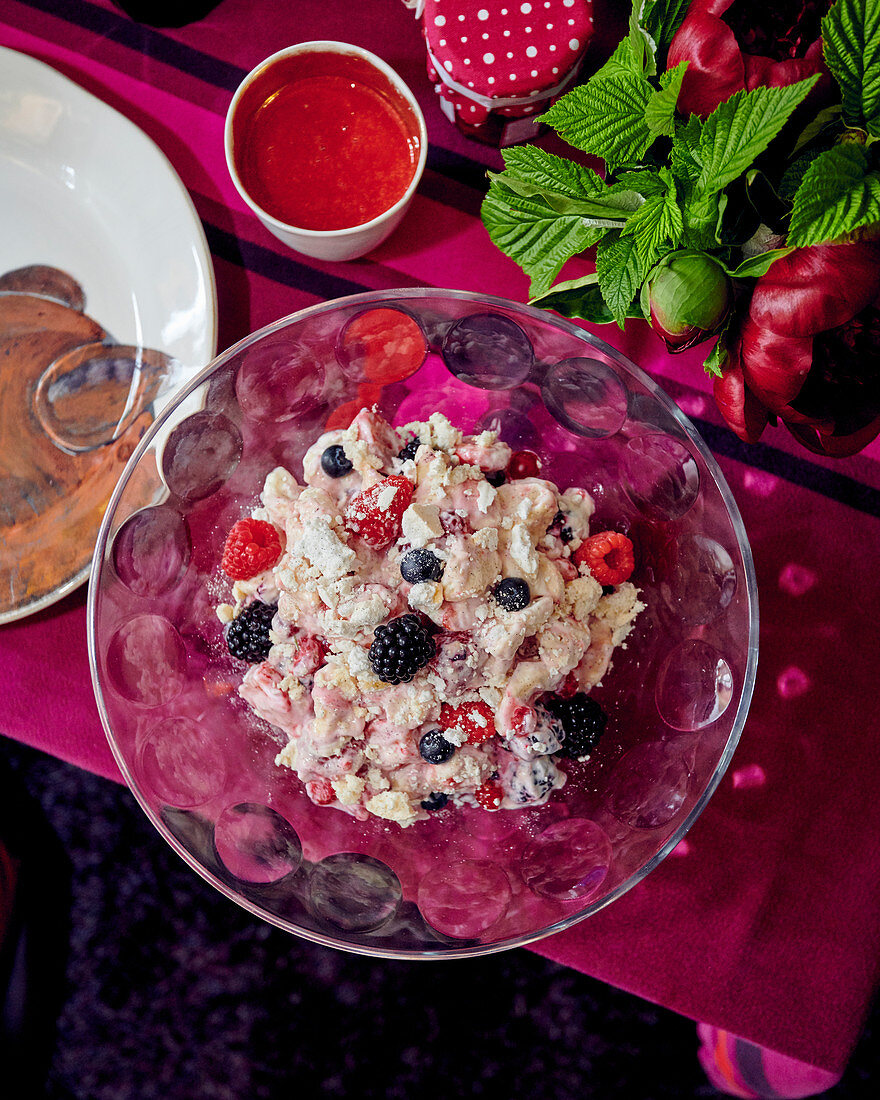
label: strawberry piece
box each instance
[509,704,534,735]
[557,670,579,699]
[289,635,328,677]
[306,779,335,805]
[221,517,283,580]
[439,700,497,745]
[507,450,540,480]
[573,531,636,586]
[345,474,413,549]
[475,781,503,811]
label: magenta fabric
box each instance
[2,0,880,1077]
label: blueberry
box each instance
[420,792,449,811]
[493,577,530,611]
[400,548,443,584]
[484,469,506,487]
[320,444,353,478]
[418,729,456,764]
[398,437,421,461]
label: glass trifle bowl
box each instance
[87,289,758,958]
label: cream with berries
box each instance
[215,408,644,828]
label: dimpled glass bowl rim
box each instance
[87,287,759,960]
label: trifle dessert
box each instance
[215,407,644,827]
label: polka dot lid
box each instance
[414,0,594,143]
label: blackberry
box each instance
[493,576,531,611]
[400,548,443,584]
[484,469,506,487]
[226,601,277,663]
[546,510,573,543]
[418,729,456,764]
[420,791,450,811]
[398,437,421,461]
[544,693,608,759]
[320,444,353,478]
[368,614,436,684]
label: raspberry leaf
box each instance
[822,0,880,132]
[596,232,647,328]
[481,183,607,298]
[645,62,688,138]
[787,143,880,246]
[703,336,729,378]
[621,168,683,267]
[542,75,655,171]
[529,274,616,324]
[696,78,820,197]
[641,0,692,57]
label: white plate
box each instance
[0,46,217,623]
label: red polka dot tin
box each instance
[409,0,595,146]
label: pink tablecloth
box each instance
[3,0,880,1076]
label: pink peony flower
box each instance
[714,242,880,456]
[667,0,830,118]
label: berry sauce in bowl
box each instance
[88,290,758,958]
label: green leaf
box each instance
[822,0,880,128]
[543,76,655,170]
[499,146,606,199]
[531,275,642,325]
[613,169,669,197]
[681,189,721,249]
[595,232,647,328]
[645,62,688,137]
[790,103,843,155]
[703,336,729,378]
[671,114,703,183]
[787,142,880,246]
[778,147,827,202]
[696,77,820,196]
[621,168,683,266]
[487,147,643,227]
[591,35,644,81]
[724,248,793,279]
[641,0,692,55]
[629,2,657,76]
[488,171,643,222]
[481,182,606,298]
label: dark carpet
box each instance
[0,740,877,1100]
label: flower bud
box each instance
[641,251,732,352]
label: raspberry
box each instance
[573,531,635,586]
[509,704,534,735]
[557,671,579,699]
[288,635,327,677]
[226,601,277,663]
[345,474,413,549]
[475,781,503,811]
[221,518,282,580]
[543,693,608,759]
[507,450,540,479]
[369,614,436,684]
[306,779,335,805]
[439,700,496,745]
